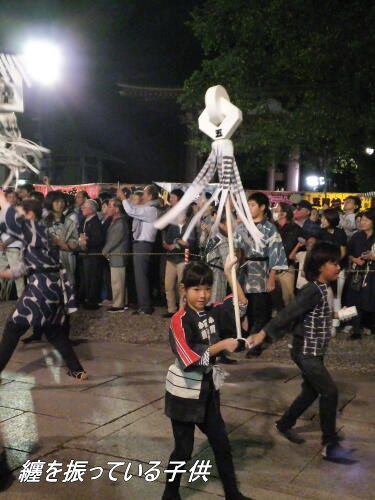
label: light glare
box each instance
[306,175,319,188]
[22,40,63,86]
[306,175,325,190]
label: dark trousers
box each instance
[101,258,112,301]
[163,390,242,500]
[78,255,102,306]
[0,320,83,373]
[278,349,338,445]
[245,292,272,333]
[133,241,153,310]
[31,316,70,341]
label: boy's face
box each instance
[248,200,264,221]
[319,261,341,283]
[183,284,212,312]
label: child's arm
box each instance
[246,282,322,347]
[208,337,239,356]
[248,330,267,348]
[169,311,240,369]
[223,255,247,306]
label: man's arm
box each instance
[121,199,158,223]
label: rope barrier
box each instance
[1,249,375,272]
[71,251,375,273]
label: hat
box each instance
[296,200,312,211]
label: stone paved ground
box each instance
[0,334,373,499]
[2,301,374,373]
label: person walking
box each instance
[249,242,356,464]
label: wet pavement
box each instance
[0,340,373,499]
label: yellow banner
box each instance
[304,192,372,210]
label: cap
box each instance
[296,200,313,211]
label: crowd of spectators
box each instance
[0,182,374,346]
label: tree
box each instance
[179,0,375,188]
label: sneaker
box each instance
[67,370,88,380]
[322,443,357,464]
[275,422,305,444]
[107,307,124,313]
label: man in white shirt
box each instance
[117,185,159,315]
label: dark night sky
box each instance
[0,0,203,182]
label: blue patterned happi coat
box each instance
[3,205,76,327]
[234,218,288,293]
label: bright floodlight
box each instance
[306,175,319,189]
[22,40,63,85]
[365,147,374,155]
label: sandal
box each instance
[67,370,88,380]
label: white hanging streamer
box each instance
[154,141,263,251]
[0,53,49,188]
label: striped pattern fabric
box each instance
[165,361,203,399]
[170,310,202,368]
[303,282,332,356]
